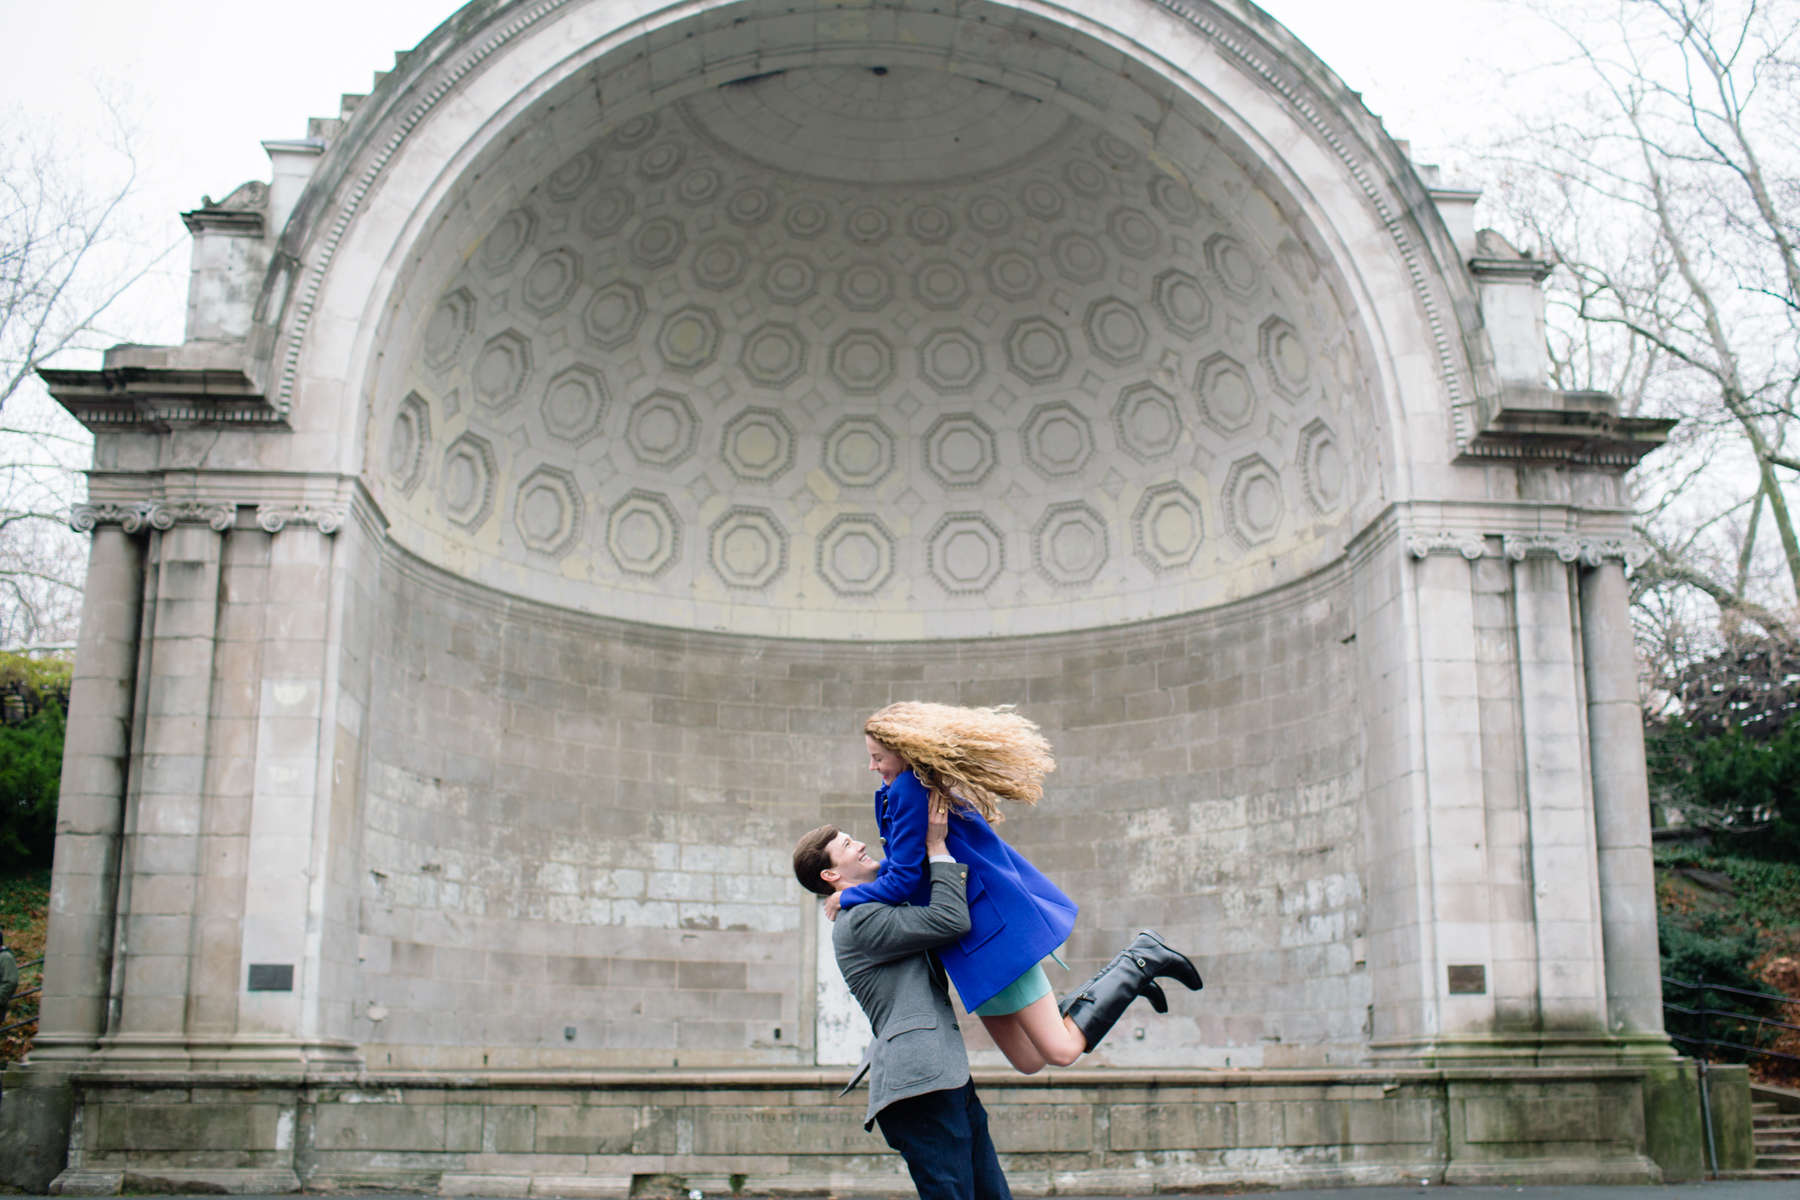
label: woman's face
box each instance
[865,734,907,785]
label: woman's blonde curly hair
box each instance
[864,701,1055,823]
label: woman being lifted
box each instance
[824,701,1203,1074]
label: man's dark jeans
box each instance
[874,1079,1012,1200]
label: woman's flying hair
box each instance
[863,701,1055,823]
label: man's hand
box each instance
[926,803,950,858]
[824,892,841,921]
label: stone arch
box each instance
[258,0,1480,638]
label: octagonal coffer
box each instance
[540,366,608,446]
[1133,482,1204,571]
[710,506,789,589]
[608,490,682,577]
[823,416,896,488]
[928,513,1005,595]
[1033,502,1109,585]
[513,466,583,558]
[1223,455,1286,548]
[817,514,896,596]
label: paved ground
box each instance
[133,1188,1795,1200]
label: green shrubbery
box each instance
[0,652,70,870]
[1655,848,1800,1065]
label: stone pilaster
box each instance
[1512,555,1609,1041]
[34,529,146,1063]
[100,524,225,1065]
[1578,560,1666,1042]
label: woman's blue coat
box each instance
[839,770,1078,1012]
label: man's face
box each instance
[866,735,907,785]
[822,829,880,890]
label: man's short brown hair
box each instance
[793,825,840,897]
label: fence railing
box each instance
[1662,974,1800,1065]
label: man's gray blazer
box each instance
[833,860,973,1129]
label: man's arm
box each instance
[841,861,971,965]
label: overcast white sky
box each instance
[1,0,1539,354]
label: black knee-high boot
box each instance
[1057,931,1203,1052]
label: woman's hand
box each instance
[823,892,842,922]
[926,803,950,858]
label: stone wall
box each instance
[48,1066,1678,1195]
[343,543,1363,1070]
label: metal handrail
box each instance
[1662,975,1800,1068]
[1663,974,1800,1007]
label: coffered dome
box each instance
[374,65,1372,639]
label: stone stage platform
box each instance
[42,1064,1735,1195]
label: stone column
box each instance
[1513,555,1609,1041]
[34,528,145,1062]
[1578,559,1664,1039]
[105,524,224,1063]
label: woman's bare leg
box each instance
[981,994,1087,1073]
[980,1014,1049,1074]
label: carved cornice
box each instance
[39,366,283,432]
[1405,530,1648,567]
[70,500,346,536]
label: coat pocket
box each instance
[957,866,1006,955]
[879,1012,942,1088]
